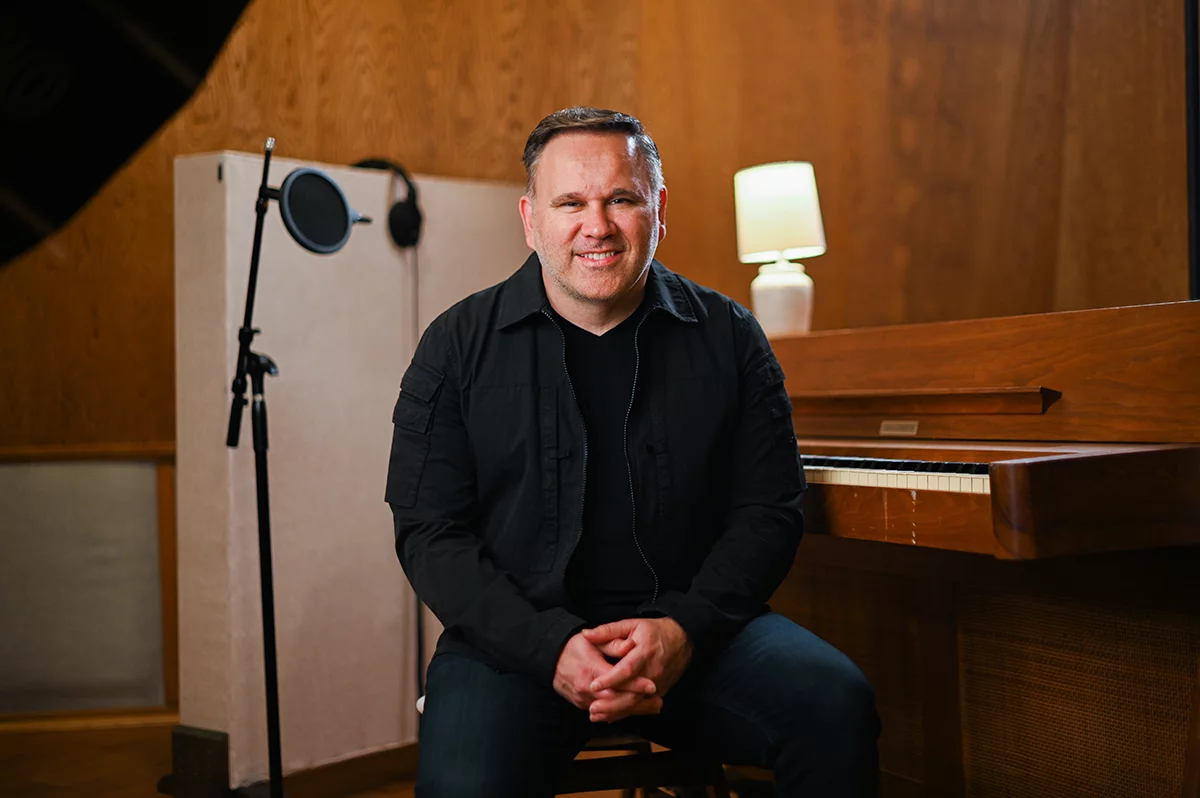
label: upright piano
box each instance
[768,300,1200,797]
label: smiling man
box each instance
[386,107,881,797]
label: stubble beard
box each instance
[533,230,658,306]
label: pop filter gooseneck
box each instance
[225,137,370,798]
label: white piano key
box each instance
[802,464,991,494]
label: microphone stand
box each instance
[226,137,286,798]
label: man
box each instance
[385,107,880,797]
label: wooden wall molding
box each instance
[0,442,175,462]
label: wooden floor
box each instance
[345,782,415,798]
[347,783,627,798]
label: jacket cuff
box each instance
[640,590,721,659]
[533,610,588,686]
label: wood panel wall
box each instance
[0,0,1189,449]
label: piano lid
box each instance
[771,300,1200,445]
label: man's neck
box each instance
[545,274,648,336]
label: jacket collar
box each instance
[496,253,697,330]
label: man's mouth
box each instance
[575,250,623,266]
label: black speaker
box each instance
[352,158,422,248]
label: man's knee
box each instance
[416,655,570,798]
[829,663,879,732]
[802,660,880,745]
[416,729,560,798]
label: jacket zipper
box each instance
[543,308,588,588]
[625,314,660,603]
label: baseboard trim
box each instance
[158,724,418,798]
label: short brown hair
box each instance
[522,107,663,196]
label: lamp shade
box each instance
[734,161,826,263]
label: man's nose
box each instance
[582,202,616,239]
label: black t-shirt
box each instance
[557,306,657,625]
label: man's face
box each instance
[520,132,667,307]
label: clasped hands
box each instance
[553,617,692,723]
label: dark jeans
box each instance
[416,613,881,797]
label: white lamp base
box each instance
[750,259,813,337]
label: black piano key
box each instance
[799,455,990,477]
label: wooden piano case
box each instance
[769,301,1200,797]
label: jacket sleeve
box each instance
[649,310,806,659]
[385,318,586,685]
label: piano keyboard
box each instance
[801,455,991,494]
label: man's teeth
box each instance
[579,252,617,260]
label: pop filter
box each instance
[275,167,371,254]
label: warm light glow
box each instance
[734,162,826,264]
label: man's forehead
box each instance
[536,132,647,188]
[542,130,637,158]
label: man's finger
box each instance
[591,695,663,723]
[596,638,636,659]
[589,692,639,716]
[582,619,638,644]
[625,696,664,716]
[589,693,661,722]
[590,649,648,692]
[626,676,656,694]
[589,678,656,703]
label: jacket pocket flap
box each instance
[753,356,786,388]
[400,362,444,404]
[393,395,434,433]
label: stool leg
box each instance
[709,764,731,798]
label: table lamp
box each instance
[733,161,826,336]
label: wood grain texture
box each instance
[803,483,997,555]
[776,300,1200,444]
[1056,0,1189,311]
[0,713,174,798]
[779,534,1200,797]
[792,386,1059,416]
[770,559,926,785]
[156,462,178,709]
[919,580,964,797]
[0,0,1190,450]
[990,445,1200,558]
[1186,656,1200,798]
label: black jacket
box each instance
[385,254,806,685]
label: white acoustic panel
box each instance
[174,150,528,787]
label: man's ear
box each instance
[656,186,668,241]
[519,194,536,250]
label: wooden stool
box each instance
[557,733,731,797]
[416,697,732,796]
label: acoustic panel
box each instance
[959,587,1200,797]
